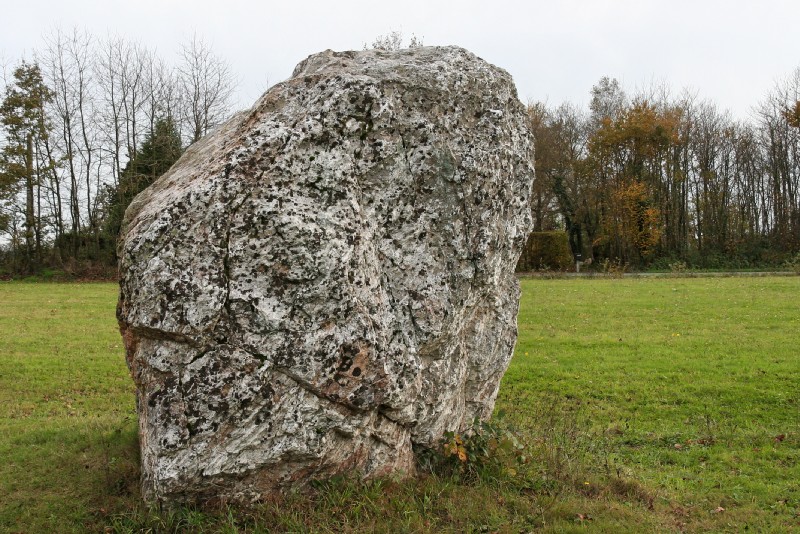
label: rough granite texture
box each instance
[118,45,534,504]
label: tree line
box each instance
[0,29,235,276]
[530,74,800,269]
[1,31,799,276]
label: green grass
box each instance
[1,278,798,532]
[509,277,800,532]
[0,282,138,533]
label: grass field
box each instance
[0,277,798,532]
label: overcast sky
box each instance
[1,0,798,120]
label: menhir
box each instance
[117,45,534,504]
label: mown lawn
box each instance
[0,277,798,533]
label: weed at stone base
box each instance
[415,411,528,488]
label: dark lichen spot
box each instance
[352,367,362,377]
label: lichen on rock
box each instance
[118,45,534,504]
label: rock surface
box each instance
[118,45,534,504]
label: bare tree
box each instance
[0,53,9,86]
[67,30,99,234]
[43,28,83,251]
[589,76,627,129]
[119,41,147,162]
[177,34,235,144]
[0,56,9,242]
[143,54,180,137]
[96,36,129,188]
[96,36,163,188]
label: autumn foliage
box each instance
[529,73,800,269]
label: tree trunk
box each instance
[24,134,36,271]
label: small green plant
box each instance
[434,413,527,483]
[785,252,800,274]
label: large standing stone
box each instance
[118,45,534,504]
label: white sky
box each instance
[1,0,798,121]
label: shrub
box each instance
[418,414,527,484]
[516,231,574,272]
[669,260,688,273]
[600,257,629,277]
[647,256,687,272]
[785,252,800,274]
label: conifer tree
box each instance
[102,117,182,247]
[0,61,54,271]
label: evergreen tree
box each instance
[0,61,54,271]
[102,117,182,248]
